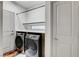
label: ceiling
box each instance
[12,1,45,10]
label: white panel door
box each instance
[3,10,15,53]
[52,2,72,57]
[10,11,16,51]
[72,2,79,57]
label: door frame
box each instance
[45,1,53,57]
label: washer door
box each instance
[15,36,23,49]
[25,38,37,56]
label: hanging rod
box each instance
[23,22,45,25]
[16,4,45,15]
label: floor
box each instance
[15,53,26,57]
[15,51,38,57]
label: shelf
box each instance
[16,30,45,33]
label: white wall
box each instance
[3,1,26,31]
[0,2,3,56]
[3,1,45,31]
[18,6,45,23]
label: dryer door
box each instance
[25,38,38,57]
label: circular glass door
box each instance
[25,38,37,56]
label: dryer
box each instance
[24,34,40,57]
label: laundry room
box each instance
[1,1,79,57]
[3,1,45,57]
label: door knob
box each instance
[54,37,58,40]
[12,30,14,32]
[11,31,15,35]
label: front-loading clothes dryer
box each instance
[24,34,40,57]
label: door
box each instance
[3,10,15,53]
[72,1,79,57]
[52,2,72,57]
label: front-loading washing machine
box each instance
[24,33,40,57]
[15,32,26,53]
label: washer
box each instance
[15,32,25,53]
[24,34,40,57]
